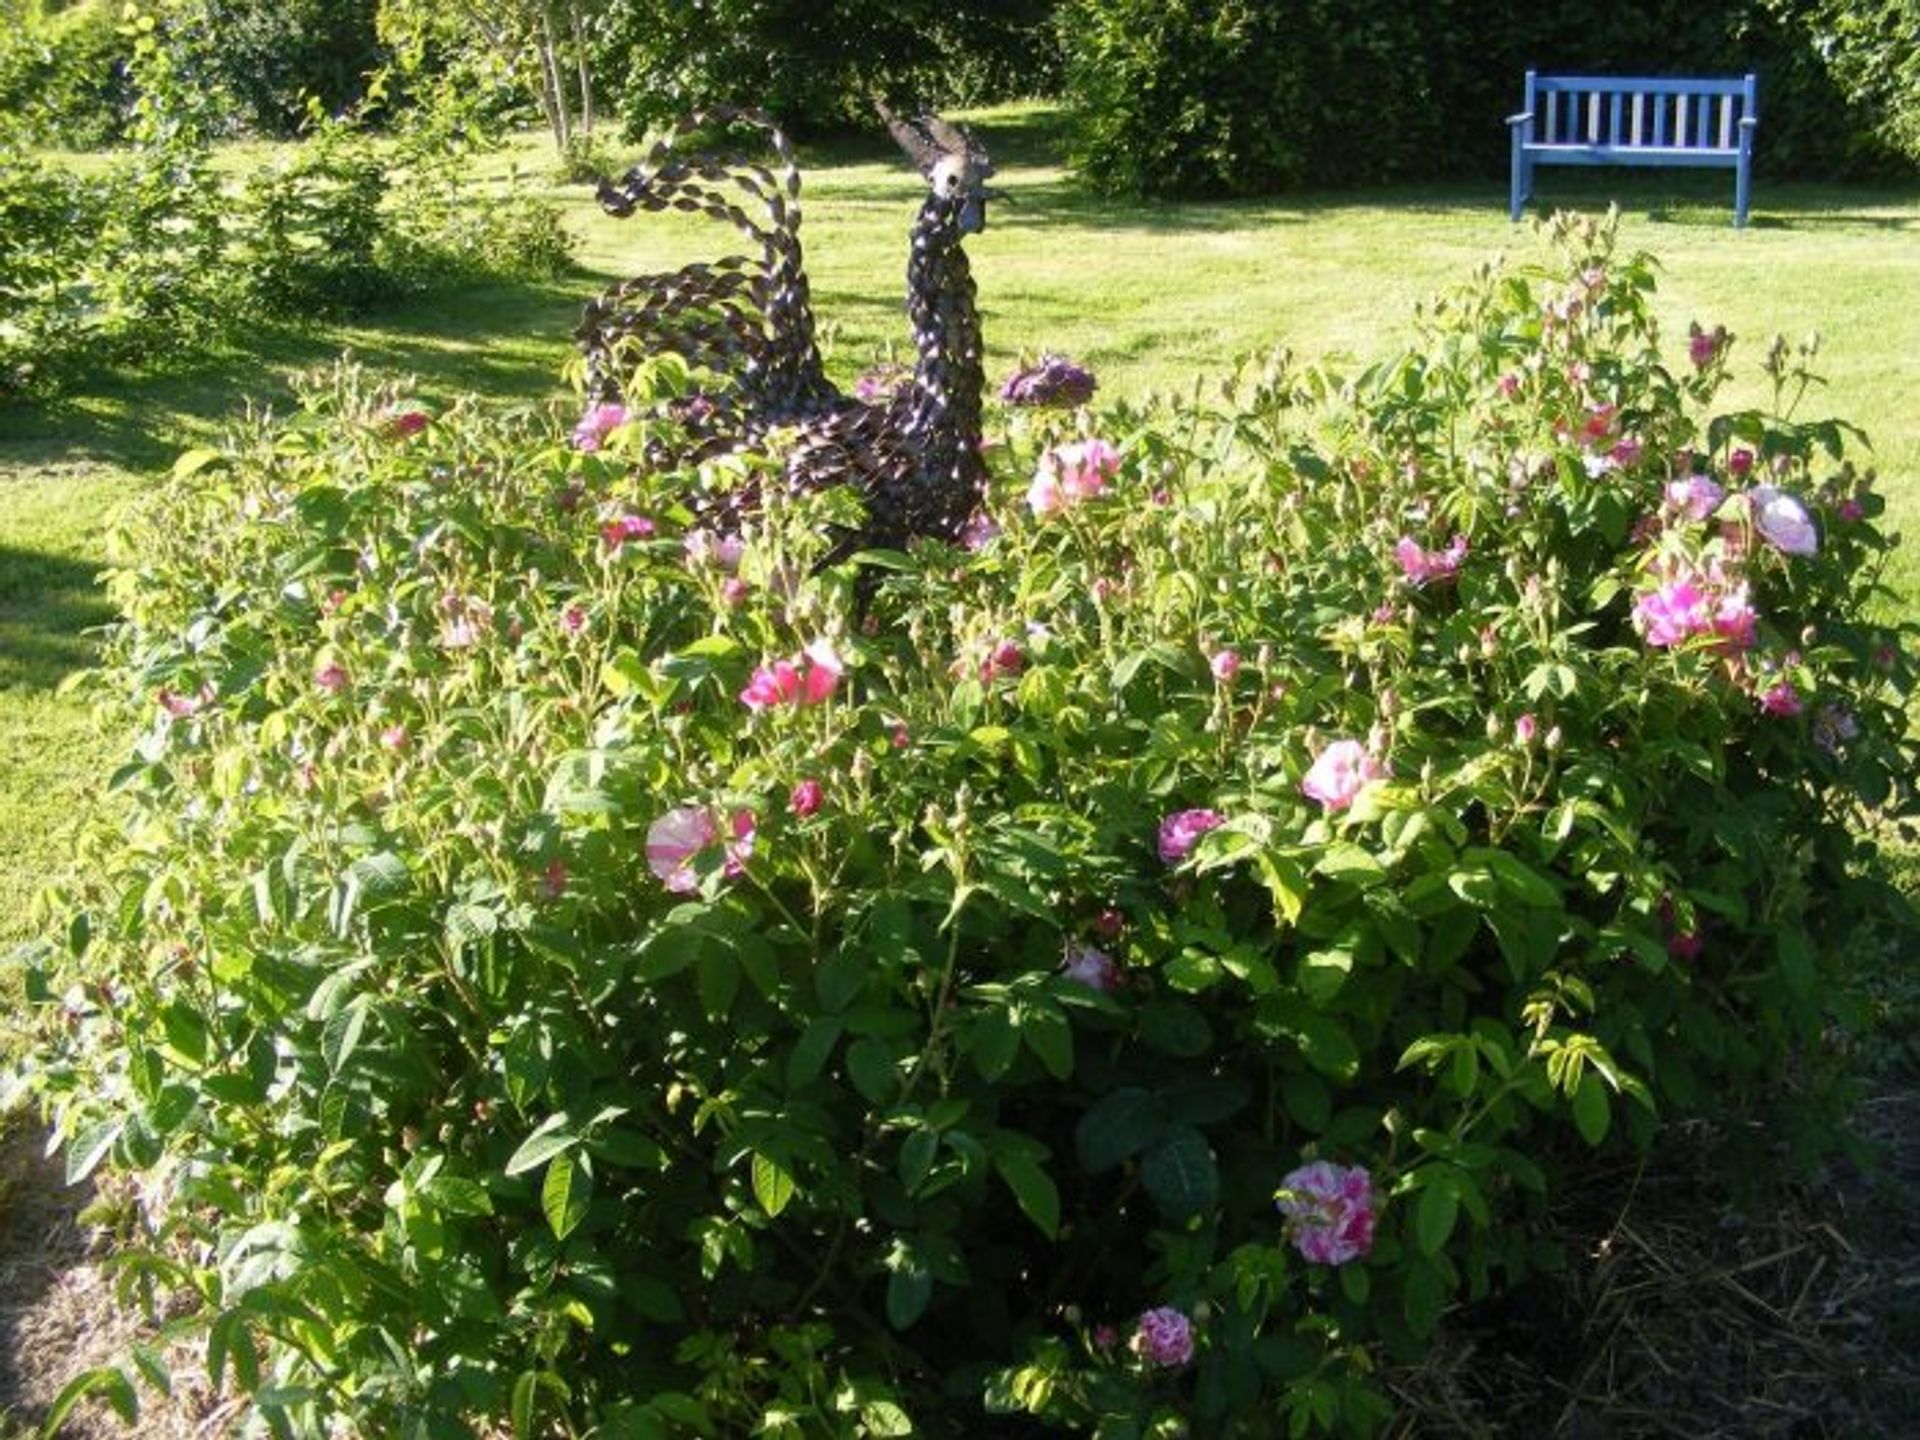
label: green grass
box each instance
[4,103,1918,942]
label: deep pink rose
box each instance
[1158,809,1224,864]
[1758,681,1803,717]
[789,778,824,817]
[1302,740,1386,813]
[1277,1161,1375,1265]
[1130,1307,1194,1368]
[601,514,655,549]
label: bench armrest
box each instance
[1506,110,1534,127]
[1739,116,1759,128]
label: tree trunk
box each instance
[537,3,572,149]
[567,0,596,135]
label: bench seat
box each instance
[1508,72,1758,227]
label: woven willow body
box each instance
[577,107,994,555]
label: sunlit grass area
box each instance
[4,103,1917,942]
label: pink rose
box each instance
[646,806,755,892]
[572,402,630,452]
[789,779,824,817]
[1394,535,1467,587]
[1029,438,1119,517]
[1129,1307,1194,1368]
[1061,942,1120,993]
[1277,1161,1375,1265]
[1209,649,1241,683]
[1749,486,1819,557]
[740,641,842,710]
[1514,713,1537,745]
[1302,739,1386,813]
[1027,471,1065,517]
[981,639,1024,682]
[1665,476,1725,521]
[380,724,409,751]
[1729,446,1755,477]
[601,513,655,549]
[1157,809,1224,864]
[314,662,350,695]
[1758,680,1802,717]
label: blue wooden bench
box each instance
[1508,71,1759,227]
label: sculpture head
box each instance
[877,101,998,234]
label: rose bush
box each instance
[12,211,1915,1437]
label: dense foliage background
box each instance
[3,0,1914,191]
[1059,0,1920,197]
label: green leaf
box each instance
[968,1009,1020,1080]
[1163,948,1224,992]
[1572,1072,1611,1146]
[506,1112,577,1176]
[786,1016,842,1090]
[1139,999,1211,1057]
[171,446,224,480]
[861,1400,915,1436]
[321,997,369,1074]
[695,950,740,1020]
[542,1152,592,1239]
[1075,1087,1165,1173]
[885,1263,933,1331]
[64,1117,123,1186]
[1016,1003,1073,1080]
[1415,1175,1459,1256]
[1139,1125,1219,1222]
[899,1128,940,1194]
[847,1037,900,1103]
[993,1152,1060,1239]
[43,1365,137,1435]
[751,1152,796,1218]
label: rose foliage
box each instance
[13,212,1916,1437]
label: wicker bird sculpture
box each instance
[577,104,997,556]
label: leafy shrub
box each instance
[235,105,397,316]
[16,213,1915,1435]
[0,144,108,394]
[598,0,1062,137]
[0,0,136,148]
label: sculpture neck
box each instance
[902,199,986,493]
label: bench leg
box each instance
[1734,156,1751,228]
[1509,141,1528,221]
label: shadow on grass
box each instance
[0,275,595,473]
[0,546,113,694]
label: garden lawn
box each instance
[3,104,1918,947]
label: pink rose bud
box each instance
[1209,649,1240,682]
[721,577,750,608]
[1515,713,1537,745]
[315,662,350,695]
[380,724,409,750]
[1729,447,1755,477]
[789,778,824,817]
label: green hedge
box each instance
[1061,0,1920,198]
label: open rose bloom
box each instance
[740,639,844,711]
[1395,535,1467,586]
[1632,569,1756,652]
[1157,808,1224,864]
[1302,739,1387,813]
[1129,1306,1194,1367]
[1028,438,1120,516]
[646,806,756,893]
[1277,1161,1376,1265]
